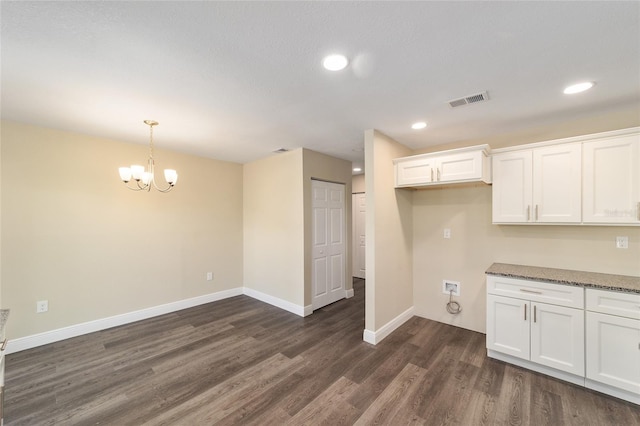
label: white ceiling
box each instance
[2,2,639,172]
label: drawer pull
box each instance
[0,339,7,351]
[520,289,543,295]
[526,205,530,221]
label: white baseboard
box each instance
[585,379,640,405]
[346,288,354,298]
[8,286,337,354]
[242,287,310,317]
[363,306,415,345]
[6,287,244,355]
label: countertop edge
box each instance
[485,263,640,295]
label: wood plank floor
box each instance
[5,279,639,425]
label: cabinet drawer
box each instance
[487,275,584,308]
[586,288,640,320]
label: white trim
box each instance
[362,306,415,345]
[392,144,491,164]
[491,127,640,154]
[363,329,376,344]
[303,304,313,317]
[6,288,244,355]
[242,287,309,317]
[346,288,354,298]
[585,379,640,405]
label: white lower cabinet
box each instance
[487,293,584,376]
[585,289,640,402]
[487,275,640,405]
[530,301,584,375]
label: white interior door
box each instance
[312,180,346,310]
[352,193,366,279]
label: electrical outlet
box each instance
[443,228,451,239]
[206,272,214,281]
[36,300,48,313]
[442,280,460,296]
[616,236,628,249]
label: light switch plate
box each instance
[444,228,451,239]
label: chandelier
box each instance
[118,120,178,192]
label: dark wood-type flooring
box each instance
[6,279,640,425]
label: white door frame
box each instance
[352,192,366,279]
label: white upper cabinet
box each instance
[582,134,640,224]
[492,151,533,223]
[493,143,582,223]
[394,145,491,188]
[533,143,582,223]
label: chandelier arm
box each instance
[126,183,145,191]
[136,180,151,191]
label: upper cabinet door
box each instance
[583,135,640,224]
[395,157,436,187]
[492,150,533,223]
[533,143,582,223]
[437,150,487,183]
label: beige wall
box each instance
[243,149,305,307]
[1,121,244,339]
[412,184,640,334]
[365,130,413,331]
[302,149,353,306]
[352,174,365,193]
[243,148,352,309]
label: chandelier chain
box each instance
[148,122,155,161]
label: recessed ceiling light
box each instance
[563,81,595,94]
[353,167,362,172]
[323,54,348,71]
[411,121,427,130]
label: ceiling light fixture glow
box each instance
[563,81,594,94]
[323,54,348,71]
[353,167,362,172]
[411,121,427,130]
[118,120,178,192]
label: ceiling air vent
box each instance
[448,91,490,108]
[273,148,289,154]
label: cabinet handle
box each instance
[524,304,527,321]
[533,305,537,323]
[437,168,441,181]
[520,289,543,295]
[431,168,434,182]
[637,202,640,221]
[526,205,530,221]
[535,205,539,221]
[0,339,6,351]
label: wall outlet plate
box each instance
[442,280,460,296]
[36,300,48,313]
[616,236,628,249]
